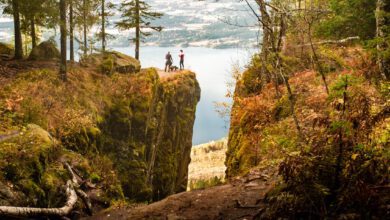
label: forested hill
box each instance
[0,0,258,48]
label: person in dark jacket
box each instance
[165,52,173,72]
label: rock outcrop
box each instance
[99,69,200,201]
[28,41,60,61]
[0,56,200,214]
[0,124,122,210]
[81,51,141,74]
[0,43,14,60]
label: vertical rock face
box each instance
[0,60,200,208]
[99,69,201,201]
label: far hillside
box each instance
[188,138,227,190]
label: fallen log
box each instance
[0,180,77,217]
[0,162,93,218]
[297,36,360,47]
[0,131,19,142]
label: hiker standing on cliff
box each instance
[165,52,173,72]
[179,50,185,70]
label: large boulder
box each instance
[0,124,60,207]
[28,40,60,61]
[0,42,14,60]
[81,51,141,74]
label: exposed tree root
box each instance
[0,162,93,218]
[0,180,77,217]
[235,200,262,209]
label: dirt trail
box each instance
[85,167,278,220]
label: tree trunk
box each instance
[308,23,329,94]
[376,0,389,79]
[275,15,302,136]
[102,0,106,52]
[30,17,37,49]
[259,0,280,97]
[60,0,67,81]
[135,0,140,60]
[83,0,88,55]
[69,0,74,62]
[12,0,23,59]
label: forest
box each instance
[0,0,389,219]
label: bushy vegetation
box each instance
[227,0,389,218]
[188,176,224,191]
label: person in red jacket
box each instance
[179,50,185,70]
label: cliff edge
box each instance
[0,54,200,215]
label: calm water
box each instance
[74,46,253,145]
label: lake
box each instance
[111,46,253,145]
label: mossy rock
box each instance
[0,42,14,56]
[81,51,141,74]
[0,124,124,208]
[28,40,60,61]
[110,51,141,74]
[0,124,62,207]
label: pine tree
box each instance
[98,0,115,52]
[19,0,58,50]
[74,0,99,56]
[116,0,163,60]
[69,0,75,62]
[60,0,67,81]
[12,0,23,59]
[0,0,24,59]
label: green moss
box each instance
[28,40,60,61]
[0,61,200,206]
[273,95,291,120]
[90,173,102,183]
[0,125,62,207]
[189,176,224,190]
[82,51,141,74]
[0,42,14,56]
[100,54,115,75]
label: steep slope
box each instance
[0,56,200,215]
[88,46,389,220]
[225,46,389,218]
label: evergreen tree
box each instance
[60,0,67,81]
[116,0,163,60]
[69,0,75,62]
[98,0,115,52]
[316,0,377,40]
[11,0,22,59]
[0,0,24,59]
[73,0,99,56]
[19,0,58,50]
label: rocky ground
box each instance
[85,167,279,220]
